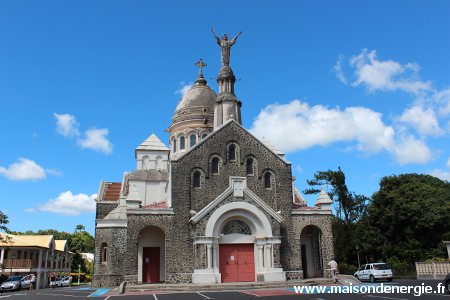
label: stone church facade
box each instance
[93,33,334,287]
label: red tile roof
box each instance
[142,201,168,209]
[102,182,121,201]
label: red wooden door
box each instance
[237,244,255,282]
[219,244,255,283]
[143,247,160,283]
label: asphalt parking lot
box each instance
[0,280,448,299]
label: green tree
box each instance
[304,167,368,225]
[0,211,10,243]
[304,167,369,264]
[363,174,450,264]
[71,227,94,253]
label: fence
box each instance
[415,261,450,279]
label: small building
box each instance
[0,234,72,289]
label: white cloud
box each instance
[77,128,113,155]
[55,113,113,155]
[429,169,450,182]
[175,81,193,95]
[250,99,432,165]
[342,49,432,94]
[0,158,46,181]
[334,55,348,84]
[447,157,450,168]
[45,168,63,177]
[250,99,393,153]
[397,104,443,136]
[54,113,80,137]
[434,87,450,116]
[37,191,96,216]
[390,135,431,165]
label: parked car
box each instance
[443,273,450,294]
[354,263,393,282]
[49,277,62,288]
[0,275,31,292]
[49,276,72,288]
[59,276,72,287]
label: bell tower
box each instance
[211,29,243,130]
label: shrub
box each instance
[338,262,358,275]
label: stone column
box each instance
[0,248,4,266]
[44,251,49,288]
[50,252,54,270]
[264,245,271,268]
[206,245,212,269]
[36,250,43,290]
[212,244,218,271]
[258,246,264,269]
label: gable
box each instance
[171,120,290,166]
[190,176,284,224]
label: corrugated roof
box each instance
[0,234,53,249]
[55,240,67,252]
[101,182,122,201]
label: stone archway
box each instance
[300,225,323,278]
[192,201,285,283]
[138,226,165,283]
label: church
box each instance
[93,32,334,287]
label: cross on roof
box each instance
[195,59,206,76]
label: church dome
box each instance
[171,68,216,125]
[168,60,216,159]
[175,83,216,112]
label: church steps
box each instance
[127,278,333,292]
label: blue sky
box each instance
[1,0,449,235]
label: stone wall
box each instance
[285,214,334,279]
[96,202,119,220]
[92,227,127,287]
[123,213,194,284]
[172,121,293,217]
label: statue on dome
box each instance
[211,28,242,66]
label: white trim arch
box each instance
[205,202,273,238]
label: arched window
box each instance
[201,133,208,139]
[172,139,177,153]
[190,134,196,147]
[264,172,272,189]
[211,157,219,175]
[193,171,201,188]
[179,136,185,150]
[228,144,236,161]
[246,158,254,175]
[100,243,108,263]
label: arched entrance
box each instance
[300,225,323,278]
[191,201,285,283]
[138,226,165,283]
[218,219,255,282]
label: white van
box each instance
[354,263,393,282]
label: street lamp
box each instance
[78,264,81,285]
[355,245,361,268]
